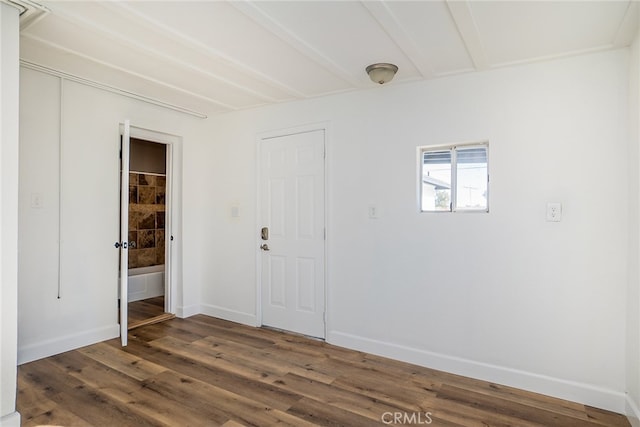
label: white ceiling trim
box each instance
[361,1,435,79]
[21,60,208,119]
[1,0,48,30]
[110,1,307,99]
[37,4,283,105]
[487,44,620,71]
[230,1,362,88]
[21,33,238,111]
[445,0,489,71]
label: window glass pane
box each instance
[455,146,487,210]
[422,150,451,211]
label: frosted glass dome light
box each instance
[366,63,398,85]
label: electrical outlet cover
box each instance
[546,202,562,222]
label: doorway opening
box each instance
[126,138,174,329]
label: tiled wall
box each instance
[128,172,166,269]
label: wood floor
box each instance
[17,315,630,427]
[128,296,174,330]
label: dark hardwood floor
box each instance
[17,315,631,426]
[128,296,174,330]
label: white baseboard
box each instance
[18,324,119,364]
[199,303,257,326]
[328,330,626,414]
[627,394,640,427]
[176,304,200,318]
[0,411,20,427]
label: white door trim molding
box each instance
[119,123,181,317]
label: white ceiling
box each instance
[17,1,640,118]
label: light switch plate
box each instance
[31,193,43,209]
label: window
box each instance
[420,143,488,212]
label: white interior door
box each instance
[119,120,130,346]
[260,129,325,338]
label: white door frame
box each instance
[255,121,330,337]
[119,123,181,320]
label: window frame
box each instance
[418,141,489,213]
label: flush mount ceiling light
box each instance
[366,63,398,85]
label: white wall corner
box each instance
[199,303,258,327]
[176,304,201,319]
[627,394,640,427]
[0,411,20,427]
[327,330,627,414]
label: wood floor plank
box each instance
[78,341,167,381]
[194,335,336,384]
[16,315,631,427]
[424,393,545,427]
[141,369,309,426]
[436,383,595,426]
[150,335,287,382]
[19,359,159,427]
[272,372,419,421]
[286,396,379,426]
[128,296,165,325]
[585,405,633,427]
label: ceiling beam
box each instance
[230,1,362,88]
[21,33,238,112]
[38,3,281,106]
[111,1,307,99]
[21,60,208,119]
[445,0,490,71]
[361,1,434,79]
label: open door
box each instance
[119,119,130,346]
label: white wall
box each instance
[18,67,202,363]
[627,26,640,427]
[194,49,630,413]
[0,3,21,426]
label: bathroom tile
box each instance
[138,230,155,249]
[129,186,138,204]
[129,173,138,185]
[139,174,156,186]
[138,212,155,230]
[156,211,165,229]
[137,249,156,267]
[156,230,165,250]
[138,186,156,204]
[128,231,137,249]
[156,189,165,205]
[128,211,139,231]
[156,249,165,266]
[156,176,166,187]
[128,250,140,269]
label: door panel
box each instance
[260,129,325,338]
